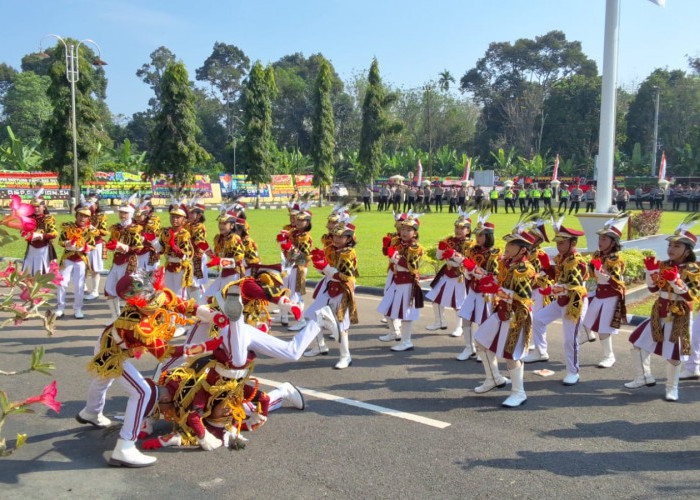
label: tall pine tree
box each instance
[240,61,278,207]
[358,58,401,184]
[147,61,209,186]
[311,57,335,204]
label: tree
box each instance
[2,71,52,144]
[136,46,177,111]
[0,126,42,170]
[358,59,401,183]
[147,61,209,186]
[195,42,250,145]
[438,70,455,92]
[310,57,335,204]
[460,30,597,157]
[41,39,111,185]
[239,61,278,207]
[490,147,517,177]
[0,63,18,105]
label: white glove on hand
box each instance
[195,305,216,323]
[322,265,338,280]
[31,232,43,242]
[115,241,129,253]
[552,285,568,297]
[435,249,444,260]
[223,430,249,448]
[64,242,78,251]
[245,412,267,431]
[496,287,514,303]
[449,253,465,266]
[594,269,610,284]
[645,270,658,289]
[197,430,223,451]
[668,278,689,295]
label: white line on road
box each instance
[257,377,451,429]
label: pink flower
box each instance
[0,264,15,279]
[10,303,28,315]
[1,195,36,232]
[48,261,62,285]
[19,287,31,302]
[14,381,61,413]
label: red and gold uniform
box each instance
[150,225,194,298]
[22,211,58,275]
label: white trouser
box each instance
[24,245,51,276]
[155,321,212,378]
[57,260,86,310]
[532,300,588,374]
[165,269,187,299]
[685,316,700,371]
[83,339,152,441]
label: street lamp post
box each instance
[40,35,105,208]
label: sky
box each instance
[2,0,699,118]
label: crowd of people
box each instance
[14,186,700,468]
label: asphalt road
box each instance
[2,291,700,499]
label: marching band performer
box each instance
[203,207,245,298]
[143,198,194,299]
[581,215,628,368]
[84,193,108,301]
[377,212,424,352]
[278,204,313,331]
[378,211,405,341]
[305,215,359,369]
[234,214,260,275]
[103,194,144,325]
[626,215,700,401]
[22,187,58,276]
[524,217,589,386]
[56,201,100,319]
[471,222,537,407]
[456,210,501,361]
[75,268,222,467]
[424,208,475,337]
[186,198,210,302]
[134,196,160,272]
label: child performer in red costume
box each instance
[377,212,424,352]
[626,215,700,401]
[471,223,537,408]
[425,208,475,336]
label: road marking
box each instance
[257,377,451,429]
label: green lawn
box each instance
[0,207,690,288]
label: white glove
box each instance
[435,249,444,260]
[645,270,657,289]
[449,253,465,266]
[115,241,129,253]
[552,284,568,297]
[668,277,689,295]
[389,253,400,265]
[64,241,78,251]
[245,412,267,431]
[322,265,338,280]
[196,430,223,451]
[594,269,610,284]
[159,433,183,448]
[195,305,216,323]
[30,232,43,242]
[496,287,514,303]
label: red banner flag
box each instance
[461,157,471,181]
[416,159,423,186]
[658,151,667,181]
[552,155,559,182]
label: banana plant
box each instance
[0,127,42,171]
[489,147,517,177]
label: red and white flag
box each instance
[658,151,667,181]
[416,159,423,186]
[461,157,471,181]
[552,154,559,182]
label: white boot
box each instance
[425,303,447,330]
[391,321,414,351]
[315,305,340,339]
[85,274,100,300]
[502,362,527,407]
[280,311,289,326]
[450,312,463,337]
[474,348,509,393]
[597,334,616,368]
[624,348,656,389]
[665,362,681,402]
[105,297,120,326]
[76,409,112,428]
[456,323,476,361]
[108,438,157,467]
[379,319,402,342]
[278,382,305,409]
[335,330,352,369]
[303,332,329,357]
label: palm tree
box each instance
[438,70,455,93]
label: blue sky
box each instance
[3,0,698,117]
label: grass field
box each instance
[0,206,691,288]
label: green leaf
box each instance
[15,433,27,449]
[0,390,9,413]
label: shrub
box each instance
[630,210,662,238]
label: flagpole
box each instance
[595,0,619,214]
